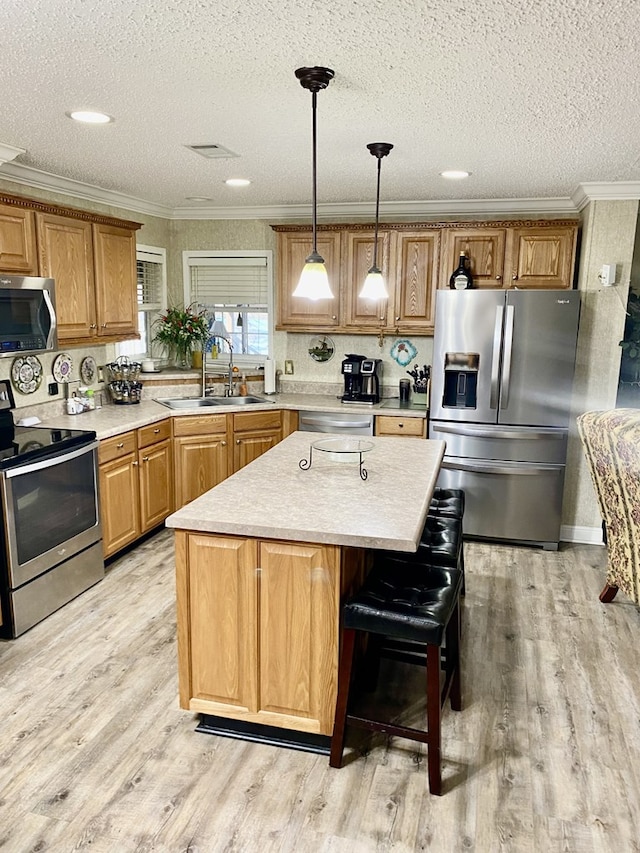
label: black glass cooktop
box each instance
[0,425,97,469]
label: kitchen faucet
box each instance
[201,335,235,397]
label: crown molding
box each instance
[0,143,26,166]
[171,196,579,220]
[3,159,638,221]
[572,181,640,211]
[0,162,172,218]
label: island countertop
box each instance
[166,430,445,552]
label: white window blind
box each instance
[117,245,167,357]
[184,252,273,362]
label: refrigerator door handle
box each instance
[500,304,515,409]
[432,423,566,440]
[442,459,565,476]
[490,305,504,409]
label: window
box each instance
[183,251,273,367]
[117,245,167,357]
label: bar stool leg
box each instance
[330,627,356,768]
[426,643,442,795]
[448,600,462,712]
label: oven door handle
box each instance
[3,440,98,478]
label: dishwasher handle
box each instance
[299,414,374,432]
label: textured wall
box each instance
[564,200,639,536]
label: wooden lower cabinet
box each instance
[175,531,367,735]
[233,410,282,472]
[99,419,173,558]
[375,415,426,437]
[173,413,230,508]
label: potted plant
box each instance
[619,291,640,384]
[152,304,209,369]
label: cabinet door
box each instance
[506,225,577,289]
[392,231,439,331]
[180,534,259,714]
[441,227,508,289]
[99,454,140,558]
[36,213,96,343]
[234,429,281,472]
[258,540,340,735]
[139,438,173,532]
[92,223,138,338]
[277,231,341,329]
[342,230,390,328]
[173,434,230,509]
[0,205,37,274]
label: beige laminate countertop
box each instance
[36,393,427,440]
[165,430,445,552]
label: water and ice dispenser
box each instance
[442,352,479,409]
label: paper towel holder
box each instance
[263,357,277,395]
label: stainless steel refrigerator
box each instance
[428,289,580,549]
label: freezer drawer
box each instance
[429,421,568,464]
[438,457,566,549]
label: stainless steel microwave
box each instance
[0,275,57,357]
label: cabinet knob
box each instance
[221,441,227,447]
[331,315,337,321]
[90,323,97,329]
[153,428,160,434]
[236,439,241,445]
[512,274,518,281]
[132,460,139,467]
[117,442,124,449]
[398,422,404,428]
[395,316,401,322]
[101,323,107,328]
[142,456,149,462]
[495,275,502,280]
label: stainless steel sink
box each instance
[156,396,274,410]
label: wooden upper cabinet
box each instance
[440,227,508,289]
[92,223,138,338]
[342,230,391,328]
[392,231,440,330]
[506,225,577,289]
[0,204,37,274]
[277,231,341,328]
[36,213,96,342]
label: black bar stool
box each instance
[429,487,465,521]
[330,564,463,796]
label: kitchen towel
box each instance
[264,358,276,394]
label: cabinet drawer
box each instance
[375,416,426,437]
[98,431,137,464]
[233,410,282,433]
[138,419,171,448]
[173,413,228,437]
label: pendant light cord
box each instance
[372,155,382,269]
[311,90,318,256]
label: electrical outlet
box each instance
[284,359,294,375]
[48,381,59,396]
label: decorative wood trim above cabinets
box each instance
[0,190,142,231]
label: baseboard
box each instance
[560,524,605,545]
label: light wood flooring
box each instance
[1,530,639,852]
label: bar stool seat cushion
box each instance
[344,565,462,645]
[429,488,465,520]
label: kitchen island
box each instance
[166,430,445,752]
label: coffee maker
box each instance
[341,354,383,404]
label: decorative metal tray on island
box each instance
[299,438,374,480]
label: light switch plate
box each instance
[284,359,294,375]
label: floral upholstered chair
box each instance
[577,409,640,604]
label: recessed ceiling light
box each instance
[67,110,113,124]
[225,178,251,187]
[440,170,470,180]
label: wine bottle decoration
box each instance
[449,252,473,290]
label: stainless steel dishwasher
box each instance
[298,410,374,435]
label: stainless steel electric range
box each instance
[0,379,104,638]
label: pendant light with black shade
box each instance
[292,66,335,300]
[359,142,393,300]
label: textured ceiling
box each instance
[2,0,640,215]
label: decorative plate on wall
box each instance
[52,352,73,383]
[80,355,97,385]
[11,356,44,395]
[308,336,335,363]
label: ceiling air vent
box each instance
[186,144,239,159]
